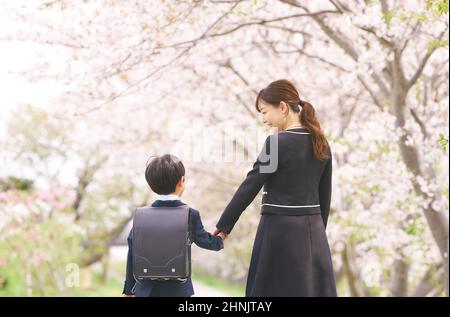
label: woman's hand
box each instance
[213,228,228,241]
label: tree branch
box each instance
[409,108,429,139]
[357,25,393,48]
[411,264,443,297]
[269,45,352,73]
[357,75,385,110]
[407,28,449,90]
[279,0,391,97]
[190,11,339,41]
[73,155,108,221]
[328,0,351,13]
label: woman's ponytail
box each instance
[299,100,330,161]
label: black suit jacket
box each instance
[216,128,332,234]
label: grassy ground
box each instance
[71,273,124,297]
[69,260,245,297]
[0,257,245,297]
[192,271,245,297]
[70,272,245,297]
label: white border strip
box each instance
[262,203,320,208]
[284,131,310,135]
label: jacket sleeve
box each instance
[191,209,224,251]
[318,150,333,229]
[122,228,136,295]
[216,135,278,234]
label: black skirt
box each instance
[245,213,337,297]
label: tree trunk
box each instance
[100,254,109,285]
[392,81,449,296]
[391,256,409,296]
[341,243,362,297]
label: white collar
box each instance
[156,194,180,201]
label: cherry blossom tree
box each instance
[1,0,448,296]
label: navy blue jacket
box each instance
[122,199,223,297]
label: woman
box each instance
[214,79,337,297]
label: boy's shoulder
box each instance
[187,205,200,218]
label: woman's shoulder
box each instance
[277,129,311,145]
[260,131,297,150]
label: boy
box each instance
[122,154,226,297]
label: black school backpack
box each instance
[132,205,192,281]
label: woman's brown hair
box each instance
[255,79,330,161]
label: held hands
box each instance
[213,228,228,241]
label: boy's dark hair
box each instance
[145,154,185,195]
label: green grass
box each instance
[71,269,245,297]
[70,271,124,297]
[71,259,246,297]
[192,271,245,297]
[0,258,245,297]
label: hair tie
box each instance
[299,100,305,107]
